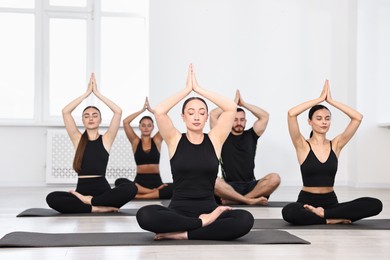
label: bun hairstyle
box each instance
[308,104,330,138]
[181,97,208,114]
[139,115,153,124]
[73,106,101,174]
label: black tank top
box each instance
[134,139,160,165]
[78,135,109,176]
[220,128,259,182]
[300,141,338,187]
[170,133,219,200]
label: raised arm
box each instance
[209,106,223,130]
[287,80,327,150]
[123,97,148,150]
[192,68,237,157]
[153,66,193,157]
[91,73,122,151]
[62,75,93,147]
[236,90,269,137]
[326,83,363,155]
[146,97,164,148]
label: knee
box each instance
[115,178,131,187]
[236,210,255,232]
[46,192,57,207]
[281,203,298,223]
[369,197,383,215]
[136,206,156,230]
[122,181,138,199]
[267,173,281,188]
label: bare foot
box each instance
[154,231,188,240]
[156,184,168,190]
[199,206,232,227]
[326,219,352,224]
[220,197,268,205]
[69,190,92,205]
[246,197,268,205]
[304,204,351,224]
[91,206,119,213]
[303,204,325,218]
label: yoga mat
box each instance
[17,208,138,217]
[229,201,292,208]
[0,230,309,247]
[161,200,291,207]
[253,218,390,230]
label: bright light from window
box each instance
[100,16,148,121]
[49,18,87,119]
[0,0,34,8]
[0,13,34,119]
[49,0,86,7]
[101,0,147,13]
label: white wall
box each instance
[354,0,390,187]
[0,0,389,187]
[149,0,358,186]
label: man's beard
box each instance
[232,125,244,134]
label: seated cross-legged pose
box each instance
[115,97,173,199]
[211,90,281,205]
[282,80,382,225]
[46,73,137,213]
[136,64,254,240]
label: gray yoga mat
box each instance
[0,230,309,247]
[160,200,292,207]
[17,208,138,217]
[253,218,390,230]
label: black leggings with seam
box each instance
[46,177,137,213]
[116,174,173,199]
[136,198,254,240]
[282,190,383,225]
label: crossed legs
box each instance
[214,173,281,205]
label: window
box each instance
[0,0,149,125]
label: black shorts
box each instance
[227,180,258,195]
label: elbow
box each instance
[153,107,164,116]
[357,113,363,122]
[117,108,123,115]
[62,109,70,117]
[287,110,295,118]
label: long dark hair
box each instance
[73,106,101,174]
[181,97,208,114]
[308,104,330,138]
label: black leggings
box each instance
[46,177,137,213]
[116,174,173,199]
[282,190,383,225]
[136,199,254,240]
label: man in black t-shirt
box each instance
[210,90,280,205]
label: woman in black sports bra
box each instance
[46,73,137,213]
[115,97,172,199]
[136,64,254,240]
[282,80,382,225]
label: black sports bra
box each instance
[134,139,160,165]
[300,141,338,187]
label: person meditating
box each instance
[282,80,382,225]
[136,64,254,240]
[46,73,137,213]
[115,97,172,199]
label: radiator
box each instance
[46,128,136,184]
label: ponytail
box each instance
[73,130,88,174]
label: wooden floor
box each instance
[0,185,389,259]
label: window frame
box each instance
[0,0,149,126]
